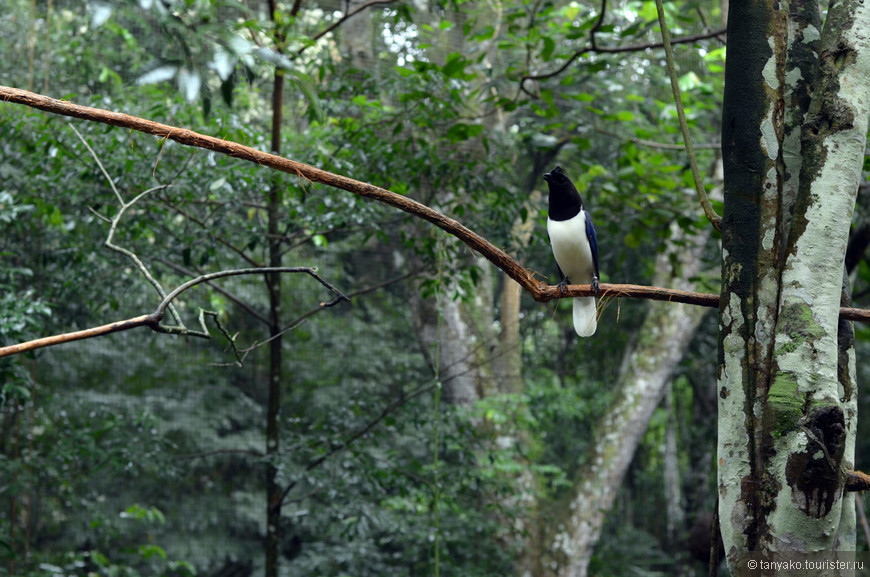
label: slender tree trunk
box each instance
[265,4,287,574]
[264,93,284,577]
[664,384,684,553]
[493,189,541,397]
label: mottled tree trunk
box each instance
[409,277,484,406]
[717,0,869,570]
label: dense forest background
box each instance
[1,0,870,576]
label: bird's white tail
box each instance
[573,297,597,337]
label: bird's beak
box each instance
[543,172,552,182]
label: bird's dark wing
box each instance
[585,212,600,279]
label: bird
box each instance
[544,166,600,337]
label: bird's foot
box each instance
[557,279,569,296]
[591,277,600,297]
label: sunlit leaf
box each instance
[177,67,201,102]
[136,65,177,86]
[211,48,235,81]
[88,1,113,28]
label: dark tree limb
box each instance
[229,268,424,364]
[519,28,727,94]
[273,381,437,511]
[846,223,870,274]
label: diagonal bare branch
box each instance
[3,85,870,364]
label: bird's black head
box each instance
[544,166,584,219]
[543,166,571,186]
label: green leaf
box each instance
[625,232,642,249]
[471,25,495,41]
[540,89,555,106]
[541,36,556,61]
[446,123,483,142]
[678,71,702,91]
[47,206,63,228]
[288,69,324,123]
[442,53,468,79]
[138,544,167,560]
[638,0,658,22]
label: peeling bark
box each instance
[718,0,868,569]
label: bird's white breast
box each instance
[547,211,595,283]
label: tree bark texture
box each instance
[717,0,869,569]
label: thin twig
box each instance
[274,381,437,510]
[596,128,720,150]
[157,197,263,267]
[519,28,726,92]
[589,0,608,48]
[68,123,186,325]
[156,258,270,326]
[237,268,424,357]
[0,267,349,358]
[153,267,349,321]
[174,448,264,459]
[297,0,399,57]
[653,0,722,231]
